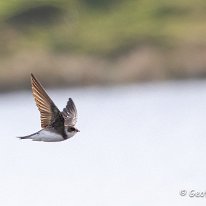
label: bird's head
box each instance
[66,126,80,138]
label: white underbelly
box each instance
[30,130,65,142]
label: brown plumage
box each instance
[62,98,77,126]
[18,74,79,142]
[31,73,64,129]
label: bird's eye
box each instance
[68,127,75,132]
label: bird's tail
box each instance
[17,135,30,139]
[17,132,38,140]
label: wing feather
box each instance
[62,98,77,126]
[31,73,64,128]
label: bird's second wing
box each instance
[31,74,64,129]
[62,98,77,126]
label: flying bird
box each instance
[18,74,79,142]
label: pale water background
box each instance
[0,81,206,205]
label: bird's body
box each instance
[20,128,75,142]
[18,74,79,142]
[20,129,64,142]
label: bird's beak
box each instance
[76,129,80,132]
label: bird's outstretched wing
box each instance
[31,73,64,129]
[62,98,77,126]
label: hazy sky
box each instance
[0,82,206,206]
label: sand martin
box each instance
[18,74,79,142]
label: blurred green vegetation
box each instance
[0,0,206,56]
[0,0,206,90]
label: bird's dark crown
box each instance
[67,126,79,132]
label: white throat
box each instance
[65,129,76,139]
